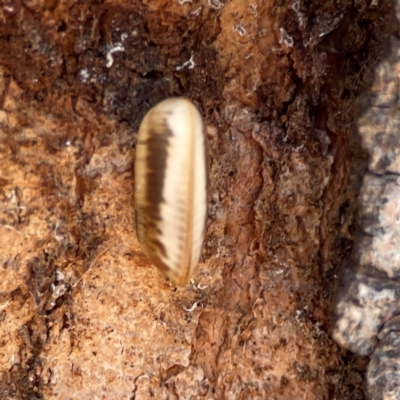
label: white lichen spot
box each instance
[55,270,65,281]
[290,143,304,152]
[78,68,90,83]
[279,27,293,48]
[176,52,195,71]
[0,300,11,310]
[9,354,16,366]
[292,0,306,29]
[317,14,343,38]
[249,4,258,16]
[121,33,128,41]
[234,24,247,37]
[191,278,208,291]
[105,43,125,68]
[208,0,224,10]
[178,0,192,4]
[246,79,259,97]
[185,301,199,312]
[157,319,167,327]
[54,234,64,242]
[51,282,67,298]
[295,309,305,322]
[190,6,202,17]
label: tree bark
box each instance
[333,3,400,398]
[0,1,395,399]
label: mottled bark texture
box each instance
[0,1,394,399]
[333,2,400,399]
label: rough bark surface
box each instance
[0,1,394,399]
[333,2,400,399]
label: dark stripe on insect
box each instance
[142,121,173,240]
[151,238,167,258]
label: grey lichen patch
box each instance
[333,3,400,399]
[357,36,400,175]
[333,267,400,355]
[367,315,400,400]
[356,174,400,278]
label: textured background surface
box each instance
[333,2,400,398]
[0,0,395,399]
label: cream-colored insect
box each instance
[134,98,209,286]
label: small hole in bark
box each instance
[58,20,67,33]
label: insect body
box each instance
[134,98,208,286]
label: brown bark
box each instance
[0,1,394,399]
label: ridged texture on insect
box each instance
[134,98,208,286]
